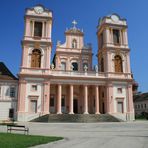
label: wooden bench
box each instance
[7,125,29,135]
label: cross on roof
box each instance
[72,20,77,28]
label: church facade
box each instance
[17,5,134,121]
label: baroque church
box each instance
[1,5,135,121]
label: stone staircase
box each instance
[31,114,121,122]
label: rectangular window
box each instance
[31,85,37,91]
[145,104,147,109]
[141,104,143,109]
[50,96,54,107]
[113,29,120,44]
[117,88,122,94]
[30,100,37,113]
[10,87,15,97]
[117,101,123,113]
[34,22,42,37]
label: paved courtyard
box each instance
[0,121,148,148]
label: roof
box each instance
[65,28,84,36]
[134,93,148,102]
[0,62,18,80]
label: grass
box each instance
[0,132,63,148]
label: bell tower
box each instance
[97,14,131,75]
[20,4,53,74]
[18,5,53,121]
[97,14,134,121]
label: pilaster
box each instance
[43,81,50,114]
[17,80,26,112]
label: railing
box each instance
[20,67,132,79]
[50,70,132,79]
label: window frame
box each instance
[10,87,16,98]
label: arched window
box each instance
[100,58,104,72]
[114,55,123,72]
[31,49,41,68]
[72,62,78,71]
[72,39,77,48]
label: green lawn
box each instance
[0,133,63,148]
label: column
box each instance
[57,84,62,114]
[69,85,74,114]
[95,85,100,114]
[83,85,89,114]
[43,81,50,114]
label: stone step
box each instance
[31,114,121,122]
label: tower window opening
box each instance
[113,29,120,44]
[100,58,104,72]
[100,33,104,48]
[34,22,42,37]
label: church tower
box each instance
[97,14,131,74]
[20,4,52,72]
[97,14,134,120]
[18,5,52,121]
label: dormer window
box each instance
[72,39,77,48]
[113,29,120,44]
[34,22,42,37]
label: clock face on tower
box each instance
[34,6,44,14]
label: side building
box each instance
[17,5,134,121]
[0,62,18,121]
[134,93,148,116]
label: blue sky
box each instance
[0,0,147,92]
